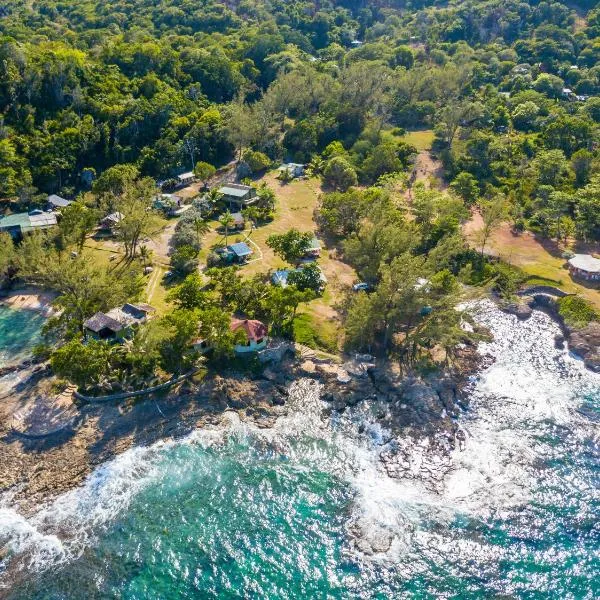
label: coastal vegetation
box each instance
[0,0,598,392]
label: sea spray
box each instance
[1,301,598,597]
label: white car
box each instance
[352,282,371,292]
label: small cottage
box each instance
[100,211,124,233]
[230,318,268,354]
[228,242,253,263]
[154,194,189,217]
[47,194,73,211]
[568,254,600,281]
[218,184,257,210]
[304,237,321,258]
[83,303,155,342]
[277,163,305,179]
[230,212,245,230]
[177,171,196,186]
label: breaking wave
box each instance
[1,301,598,598]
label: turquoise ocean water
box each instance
[1,303,598,598]
[0,305,45,368]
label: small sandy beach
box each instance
[0,288,57,316]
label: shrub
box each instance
[557,296,598,328]
[170,245,200,276]
[242,150,271,173]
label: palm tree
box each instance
[205,188,224,214]
[242,206,260,229]
[219,210,235,246]
[191,216,211,247]
[139,244,153,270]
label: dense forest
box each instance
[0,0,599,388]
[0,0,598,239]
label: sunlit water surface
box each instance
[1,302,598,598]
[0,306,45,368]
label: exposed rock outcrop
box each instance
[567,322,600,372]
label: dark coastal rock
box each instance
[554,334,565,349]
[568,321,600,360]
[350,519,394,555]
[501,302,533,320]
[583,352,600,372]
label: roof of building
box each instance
[0,213,31,229]
[28,211,58,229]
[83,303,155,333]
[178,171,195,180]
[219,184,253,198]
[228,242,253,257]
[101,211,124,225]
[568,254,600,273]
[83,312,124,333]
[47,194,72,208]
[0,210,57,232]
[307,237,321,251]
[271,269,295,287]
[230,318,268,342]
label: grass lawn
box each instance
[464,213,600,310]
[196,170,356,351]
[402,129,435,151]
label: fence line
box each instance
[74,368,200,404]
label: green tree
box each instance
[197,307,237,358]
[266,229,313,264]
[242,150,271,173]
[194,161,216,188]
[171,245,200,276]
[0,233,15,279]
[57,200,98,252]
[50,338,112,390]
[262,286,315,334]
[450,172,479,205]
[92,164,139,201]
[323,156,358,191]
[571,149,593,187]
[168,273,212,310]
[575,177,600,241]
[114,178,163,258]
[159,309,201,374]
[139,245,153,269]
[219,210,235,245]
[287,263,324,293]
[477,197,509,257]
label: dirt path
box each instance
[404,150,446,202]
[146,221,177,265]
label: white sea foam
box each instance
[1,300,598,583]
[0,442,166,582]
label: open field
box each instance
[85,170,357,348]
[402,129,435,151]
[464,212,600,310]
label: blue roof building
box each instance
[228,242,253,262]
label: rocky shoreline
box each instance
[0,338,486,516]
[3,291,599,520]
[501,291,600,372]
